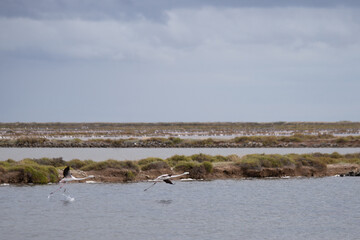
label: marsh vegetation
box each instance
[1,134,360,148]
[1,152,359,184]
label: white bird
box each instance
[59,166,94,183]
[144,172,189,191]
[48,166,94,198]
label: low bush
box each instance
[137,157,163,166]
[67,159,87,169]
[3,161,59,184]
[174,161,198,172]
[168,137,182,144]
[199,138,215,145]
[32,157,66,167]
[214,155,230,162]
[190,153,216,162]
[141,161,169,171]
[15,137,47,146]
[80,159,139,172]
[236,154,295,170]
[166,155,192,167]
[293,156,327,170]
[110,139,126,147]
[125,170,136,181]
[202,161,213,173]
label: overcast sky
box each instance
[1,0,359,122]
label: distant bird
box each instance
[48,166,94,198]
[144,172,189,191]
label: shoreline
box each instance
[1,164,359,185]
[1,153,359,184]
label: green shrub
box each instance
[73,138,82,143]
[166,155,192,167]
[213,155,230,162]
[169,137,182,144]
[110,139,125,147]
[15,137,47,146]
[199,138,215,145]
[24,166,48,184]
[19,158,37,165]
[141,161,169,171]
[190,153,215,163]
[0,160,12,168]
[262,136,278,146]
[67,159,86,169]
[137,157,163,166]
[80,159,139,172]
[120,160,140,172]
[294,156,326,170]
[47,166,59,182]
[5,164,59,184]
[32,157,66,167]
[202,161,213,173]
[237,154,294,169]
[286,136,302,142]
[125,170,136,181]
[80,162,106,171]
[174,161,198,172]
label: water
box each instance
[1,177,359,240]
[1,147,360,161]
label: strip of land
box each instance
[1,121,360,138]
[1,153,359,184]
[1,134,360,148]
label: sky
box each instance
[0,0,359,123]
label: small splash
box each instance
[62,194,75,202]
[1,183,10,186]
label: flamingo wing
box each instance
[163,179,174,184]
[168,172,189,179]
[63,166,71,178]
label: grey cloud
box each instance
[1,0,359,21]
[2,7,358,64]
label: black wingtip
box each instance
[163,179,174,184]
[63,166,70,178]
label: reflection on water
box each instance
[156,199,173,205]
[1,147,360,161]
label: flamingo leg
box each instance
[144,182,157,191]
[48,182,67,198]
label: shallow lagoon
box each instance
[1,147,360,161]
[1,177,359,240]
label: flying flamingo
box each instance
[48,166,94,198]
[144,172,189,191]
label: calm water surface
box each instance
[1,147,360,161]
[0,177,359,240]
